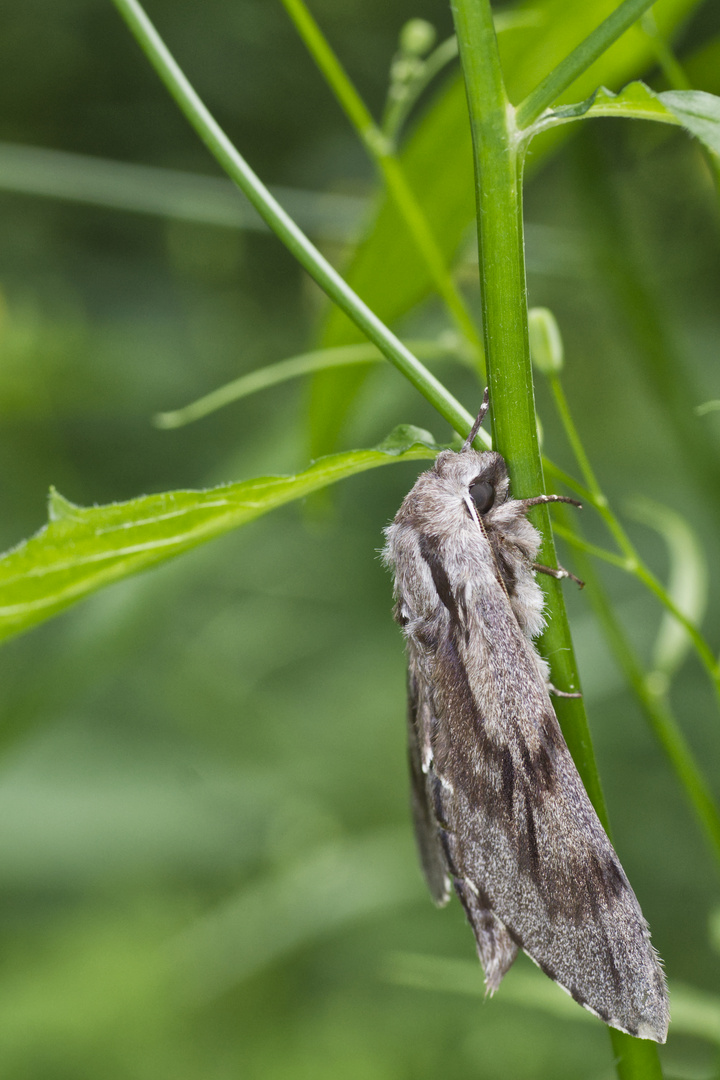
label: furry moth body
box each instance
[383,404,669,1043]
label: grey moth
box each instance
[383,394,669,1042]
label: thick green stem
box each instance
[453,1,662,1073]
[452,0,604,809]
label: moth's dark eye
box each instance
[470,480,495,514]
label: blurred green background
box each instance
[1,1,720,1077]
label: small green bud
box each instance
[528,307,564,375]
[399,19,436,58]
[389,55,421,87]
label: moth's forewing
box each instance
[407,636,519,990]
[406,661,450,906]
[385,448,669,1044]
[429,605,668,1041]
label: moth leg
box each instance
[521,494,582,510]
[533,562,585,589]
[454,877,518,994]
[548,683,583,699]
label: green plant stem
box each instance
[516,0,657,128]
[613,1034,664,1080]
[567,523,720,869]
[453,2,662,1072]
[381,11,540,143]
[549,374,720,707]
[450,4,535,493]
[280,0,485,372]
[543,460,595,505]
[154,337,462,429]
[382,35,460,140]
[551,524,630,569]
[111,0,481,445]
[452,0,606,813]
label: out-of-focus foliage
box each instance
[0,1,719,1079]
[307,0,705,457]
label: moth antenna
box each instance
[461,387,490,452]
[548,683,583,699]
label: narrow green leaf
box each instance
[545,79,677,121]
[0,141,366,240]
[541,82,720,158]
[154,336,462,429]
[0,428,442,644]
[155,344,387,430]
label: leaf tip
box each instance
[48,487,81,523]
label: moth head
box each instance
[432,449,510,518]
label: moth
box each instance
[383,392,669,1042]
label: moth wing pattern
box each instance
[407,647,520,987]
[406,660,451,906]
[385,447,669,1043]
